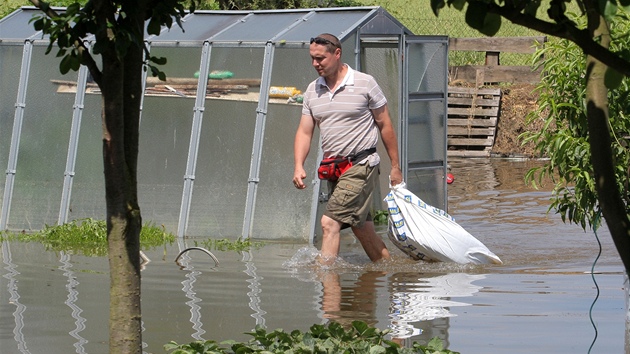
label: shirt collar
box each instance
[316,64,355,90]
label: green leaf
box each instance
[147,18,162,35]
[480,12,502,36]
[431,0,446,16]
[599,0,618,20]
[465,1,487,30]
[451,0,466,10]
[150,56,167,65]
[605,67,623,89]
[60,54,73,74]
[66,2,80,16]
[352,321,369,335]
[369,345,386,354]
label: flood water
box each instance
[1,158,627,353]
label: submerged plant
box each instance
[198,237,265,252]
[0,218,175,256]
[164,320,459,354]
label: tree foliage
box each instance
[522,13,630,230]
[430,0,630,274]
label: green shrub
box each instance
[164,320,459,354]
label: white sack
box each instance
[385,182,502,265]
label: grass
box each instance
[0,218,175,257]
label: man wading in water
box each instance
[292,33,403,265]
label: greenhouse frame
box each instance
[0,6,448,243]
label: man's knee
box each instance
[321,215,340,234]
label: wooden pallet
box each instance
[447,86,502,157]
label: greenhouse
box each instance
[0,6,448,242]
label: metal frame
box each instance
[0,7,448,241]
[0,39,33,229]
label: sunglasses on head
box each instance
[310,37,339,48]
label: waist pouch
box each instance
[317,148,376,181]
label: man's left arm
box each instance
[372,104,402,186]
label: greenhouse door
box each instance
[401,35,449,210]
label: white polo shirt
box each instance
[302,65,386,165]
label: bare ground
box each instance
[490,83,545,158]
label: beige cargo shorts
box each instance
[324,162,379,228]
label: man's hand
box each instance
[389,165,402,186]
[293,167,307,189]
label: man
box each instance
[292,33,403,264]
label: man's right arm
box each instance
[293,114,315,189]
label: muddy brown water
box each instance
[1,158,626,353]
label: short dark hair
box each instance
[310,33,341,53]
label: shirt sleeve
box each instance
[367,76,387,110]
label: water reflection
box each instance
[177,252,206,340]
[2,241,30,354]
[388,272,484,340]
[242,251,266,326]
[297,258,485,345]
[59,252,88,353]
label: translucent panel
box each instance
[152,13,248,42]
[187,46,265,237]
[268,47,316,89]
[251,104,317,240]
[406,167,446,210]
[68,94,106,221]
[207,46,264,79]
[359,11,407,36]
[137,46,201,231]
[0,9,41,40]
[0,45,23,218]
[8,46,78,230]
[148,46,203,79]
[213,13,307,42]
[187,100,257,237]
[408,41,448,93]
[408,100,446,163]
[358,46,401,209]
[279,10,372,42]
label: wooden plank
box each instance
[448,96,500,107]
[448,87,502,96]
[448,137,494,146]
[447,150,490,157]
[448,127,494,136]
[447,118,497,127]
[448,106,499,117]
[449,65,543,84]
[448,36,547,53]
[145,77,262,86]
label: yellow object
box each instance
[269,86,301,98]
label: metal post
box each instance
[241,42,275,239]
[177,41,212,237]
[0,40,33,230]
[58,63,89,224]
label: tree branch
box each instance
[485,2,630,77]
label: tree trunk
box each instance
[99,3,145,353]
[585,11,630,275]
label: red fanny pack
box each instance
[317,157,352,181]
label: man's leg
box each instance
[352,220,390,262]
[319,214,342,264]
